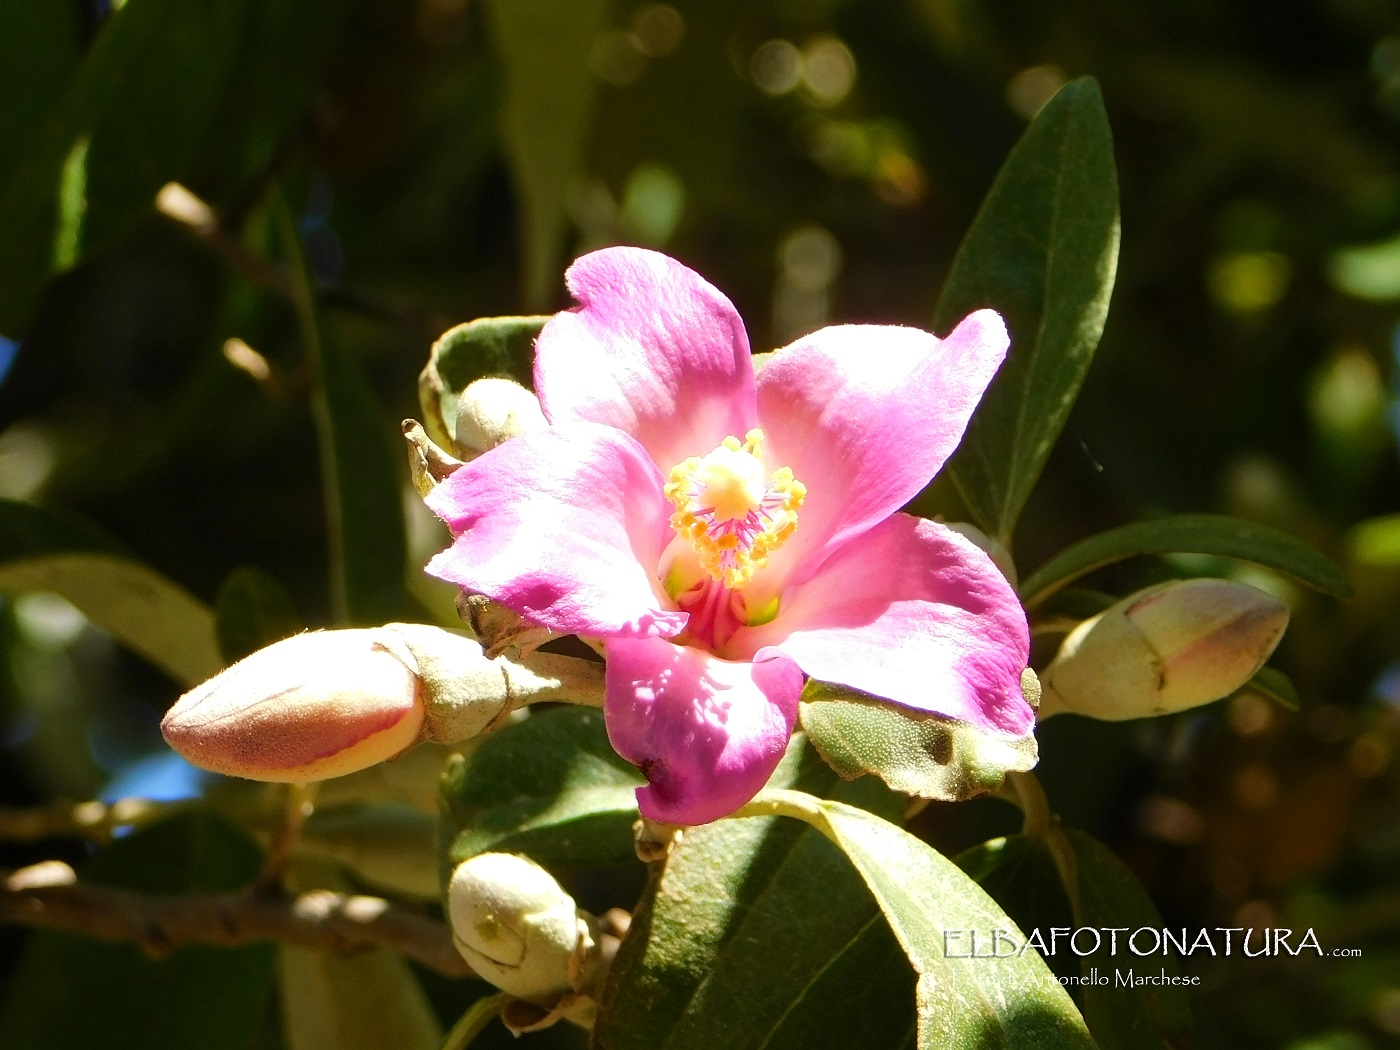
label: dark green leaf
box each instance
[1061,830,1194,1050]
[215,565,305,663]
[0,0,79,193]
[441,706,643,872]
[595,738,912,1050]
[276,196,411,626]
[0,500,220,685]
[1240,665,1300,711]
[767,791,1097,1049]
[1019,513,1351,609]
[935,77,1120,545]
[0,0,246,330]
[956,831,1195,1050]
[0,814,275,1050]
[799,680,1038,801]
[418,315,549,452]
[954,835,1077,984]
[485,0,609,308]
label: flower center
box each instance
[664,429,805,590]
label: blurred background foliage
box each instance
[3,0,1400,1047]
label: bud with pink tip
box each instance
[1039,579,1289,720]
[162,624,605,782]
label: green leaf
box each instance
[1019,513,1352,609]
[484,0,609,308]
[418,314,550,452]
[441,707,644,872]
[275,195,411,626]
[0,0,246,330]
[298,803,439,900]
[0,0,79,193]
[0,814,275,1050]
[756,790,1098,1049]
[1240,665,1300,711]
[595,738,913,1050]
[279,945,442,1050]
[799,680,1037,801]
[957,831,1195,1050]
[934,77,1120,546]
[0,502,221,685]
[1061,830,1194,1050]
[215,565,304,663]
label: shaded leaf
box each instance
[1020,513,1351,609]
[276,195,411,626]
[417,314,549,452]
[298,803,439,900]
[935,77,1120,545]
[762,790,1097,1049]
[956,831,1194,1050]
[0,814,275,1050]
[799,680,1037,800]
[441,706,643,872]
[1240,665,1300,712]
[595,738,912,1050]
[485,0,609,308]
[280,944,441,1050]
[215,565,304,663]
[0,0,79,192]
[0,0,246,330]
[1061,830,1194,1050]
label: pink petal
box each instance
[754,311,1008,585]
[738,513,1033,736]
[424,423,686,639]
[604,637,803,825]
[534,247,758,472]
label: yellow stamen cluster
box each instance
[664,429,806,590]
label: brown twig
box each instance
[0,798,192,844]
[1,863,473,978]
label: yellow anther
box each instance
[664,429,805,590]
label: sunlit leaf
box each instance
[0,814,275,1050]
[595,739,913,1050]
[799,680,1037,801]
[758,790,1097,1049]
[0,500,221,684]
[440,707,643,872]
[935,77,1120,546]
[485,0,609,308]
[1020,513,1351,608]
[279,945,441,1050]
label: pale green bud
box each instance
[162,624,605,782]
[447,853,602,1008]
[454,377,546,455]
[1039,579,1289,720]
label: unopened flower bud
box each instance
[447,853,602,1007]
[162,624,606,782]
[455,377,546,454]
[1039,579,1289,721]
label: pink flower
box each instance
[426,247,1032,825]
